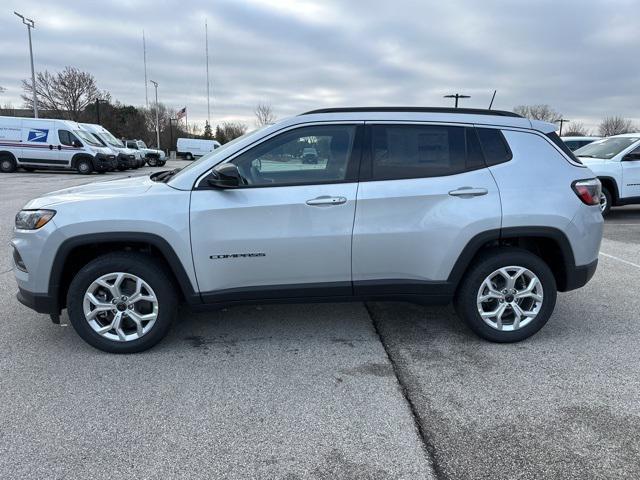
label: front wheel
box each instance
[600,186,612,217]
[76,158,93,175]
[146,156,158,167]
[454,248,557,343]
[67,252,178,353]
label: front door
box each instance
[352,123,502,296]
[190,123,363,302]
[621,145,640,199]
[20,120,60,166]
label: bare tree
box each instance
[254,102,276,126]
[598,116,637,137]
[21,66,106,121]
[215,122,248,144]
[513,104,562,123]
[562,121,591,137]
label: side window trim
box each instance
[195,122,365,190]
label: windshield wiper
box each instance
[151,168,181,183]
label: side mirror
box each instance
[623,152,640,161]
[72,140,82,148]
[207,163,243,188]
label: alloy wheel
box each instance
[83,272,159,342]
[476,266,544,331]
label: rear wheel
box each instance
[454,248,557,342]
[600,186,612,217]
[67,252,178,353]
[185,152,193,160]
[0,156,17,173]
[76,158,93,175]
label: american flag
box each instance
[176,107,187,119]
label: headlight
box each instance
[15,209,56,230]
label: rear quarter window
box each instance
[476,128,512,166]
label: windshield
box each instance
[575,137,640,159]
[90,133,106,146]
[74,129,103,147]
[169,125,271,182]
[101,130,124,148]
[137,141,148,149]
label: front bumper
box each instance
[93,153,117,172]
[17,288,59,314]
[116,153,135,169]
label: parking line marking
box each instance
[600,252,640,269]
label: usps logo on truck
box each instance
[27,128,49,142]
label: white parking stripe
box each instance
[600,252,640,269]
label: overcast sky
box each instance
[1,0,638,132]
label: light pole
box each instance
[14,11,38,118]
[556,118,570,137]
[95,98,108,124]
[444,93,470,108]
[150,80,160,150]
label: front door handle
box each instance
[306,196,347,206]
[57,145,62,150]
[448,187,488,197]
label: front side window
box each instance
[371,124,484,180]
[231,125,358,187]
[58,129,79,146]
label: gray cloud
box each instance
[1,0,639,132]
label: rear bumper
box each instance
[563,258,598,291]
[17,288,59,315]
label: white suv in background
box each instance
[574,134,640,215]
[11,107,603,353]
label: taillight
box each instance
[572,178,601,206]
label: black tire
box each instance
[158,161,166,166]
[600,186,612,217]
[185,153,193,160]
[0,155,17,173]
[147,156,158,167]
[67,252,178,353]
[454,248,557,343]
[76,158,93,175]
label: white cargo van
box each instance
[80,123,143,170]
[176,138,220,159]
[0,116,116,174]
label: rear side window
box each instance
[545,131,582,164]
[476,128,512,166]
[370,125,484,180]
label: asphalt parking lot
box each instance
[1,164,639,479]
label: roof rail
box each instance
[301,107,522,118]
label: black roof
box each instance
[301,107,522,118]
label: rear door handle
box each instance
[448,187,488,197]
[306,196,347,206]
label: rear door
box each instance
[20,120,60,166]
[352,123,501,296]
[190,123,363,301]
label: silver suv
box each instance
[11,107,604,353]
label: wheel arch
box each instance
[71,153,94,168]
[597,176,619,205]
[449,227,578,293]
[50,232,201,312]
